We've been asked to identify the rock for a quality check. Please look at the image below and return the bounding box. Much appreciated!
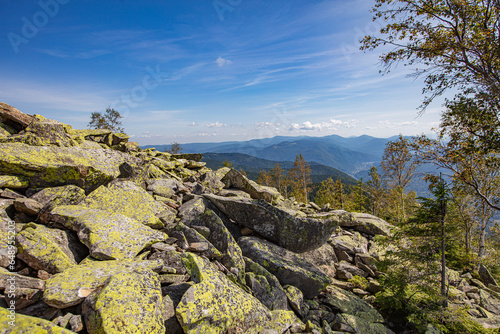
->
[30,185,86,208]
[0,102,34,131]
[83,269,165,334]
[192,209,246,282]
[0,175,29,189]
[0,268,45,290]
[81,180,165,228]
[200,167,231,193]
[244,257,289,311]
[332,313,394,334]
[146,178,177,198]
[480,289,500,315]
[149,250,188,275]
[14,198,44,216]
[344,212,393,236]
[284,285,305,316]
[16,223,88,274]
[205,194,339,253]
[43,258,163,308]
[0,306,76,333]
[0,143,142,192]
[176,253,273,333]
[335,261,368,279]
[238,237,331,299]
[301,243,338,279]
[222,169,283,203]
[47,205,166,260]
[320,286,385,323]
[479,264,499,287]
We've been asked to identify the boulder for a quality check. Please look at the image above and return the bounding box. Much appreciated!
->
[200,167,230,193]
[81,180,165,228]
[146,178,177,198]
[0,102,33,131]
[301,243,338,279]
[244,257,289,311]
[238,237,331,299]
[43,258,163,308]
[30,185,86,208]
[479,264,499,287]
[222,169,283,203]
[175,253,272,333]
[0,143,142,192]
[83,270,165,334]
[47,205,166,260]
[344,212,393,236]
[14,198,44,216]
[0,175,29,189]
[16,222,88,274]
[332,313,394,334]
[205,194,339,253]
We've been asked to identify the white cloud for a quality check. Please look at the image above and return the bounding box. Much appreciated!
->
[206,121,227,128]
[289,118,358,132]
[216,57,232,67]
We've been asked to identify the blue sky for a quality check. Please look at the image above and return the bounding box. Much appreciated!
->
[0,0,445,145]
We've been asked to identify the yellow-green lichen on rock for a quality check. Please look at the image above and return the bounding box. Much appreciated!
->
[83,269,165,334]
[43,258,163,308]
[176,253,272,334]
[47,205,167,260]
[0,175,29,189]
[0,143,141,192]
[0,306,77,333]
[81,181,165,228]
[16,223,79,274]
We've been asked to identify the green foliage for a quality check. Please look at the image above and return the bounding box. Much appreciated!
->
[88,107,124,133]
[288,154,312,203]
[222,160,233,168]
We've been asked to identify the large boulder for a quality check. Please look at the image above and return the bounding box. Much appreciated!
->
[0,143,142,192]
[343,212,393,236]
[175,253,272,333]
[0,102,33,131]
[43,259,163,308]
[46,205,166,260]
[238,237,331,299]
[205,194,339,253]
[83,270,165,334]
[222,169,283,203]
[81,181,165,228]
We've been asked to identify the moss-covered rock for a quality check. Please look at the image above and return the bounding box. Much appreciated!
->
[0,143,142,192]
[16,223,87,274]
[82,180,164,228]
[47,205,166,260]
[83,269,165,334]
[205,194,339,253]
[146,178,176,198]
[200,167,230,193]
[0,306,76,333]
[43,258,163,308]
[30,185,86,208]
[283,285,304,316]
[332,313,395,334]
[238,237,331,299]
[176,253,272,334]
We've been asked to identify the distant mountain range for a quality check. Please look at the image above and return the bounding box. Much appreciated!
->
[201,152,358,186]
[142,134,399,176]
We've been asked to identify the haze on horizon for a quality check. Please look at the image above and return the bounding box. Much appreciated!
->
[1,0,447,146]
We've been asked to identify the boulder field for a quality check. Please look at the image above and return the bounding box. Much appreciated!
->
[0,102,499,333]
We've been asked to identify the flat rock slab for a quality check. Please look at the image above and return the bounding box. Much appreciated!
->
[238,237,331,299]
[82,181,164,228]
[176,253,272,334]
[205,194,339,253]
[0,306,76,334]
[222,169,283,203]
[48,205,166,260]
[83,270,165,334]
[0,143,141,192]
[43,259,163,308]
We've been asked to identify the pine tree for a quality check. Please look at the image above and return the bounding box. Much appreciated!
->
[288,154,312,203]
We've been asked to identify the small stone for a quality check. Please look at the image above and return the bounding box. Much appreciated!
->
[187,242,209,252]
[38,270,52,280]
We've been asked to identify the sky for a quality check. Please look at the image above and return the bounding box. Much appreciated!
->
[0,0,447,145]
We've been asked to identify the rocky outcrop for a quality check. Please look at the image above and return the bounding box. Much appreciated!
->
[0,104,497,334]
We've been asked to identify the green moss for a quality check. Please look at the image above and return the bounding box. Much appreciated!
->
[0,175,29,189]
